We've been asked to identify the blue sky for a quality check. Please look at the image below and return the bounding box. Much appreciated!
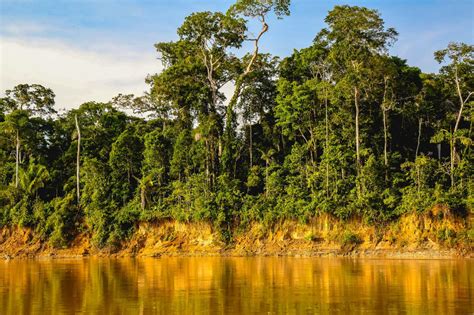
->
[1,0,473,109]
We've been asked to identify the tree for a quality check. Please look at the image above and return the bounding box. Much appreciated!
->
[321,5,397,195]
[74,114,81,206]
[177,11,247,185]
[222,0,291,174]
[140,129,172,210]
[412,74,440,159]
[0,84,55,188]
[179,11,246,112]
[434,42,473,187]
[109,127,144,205]
[0,3,472,248]
[237,54,278,169]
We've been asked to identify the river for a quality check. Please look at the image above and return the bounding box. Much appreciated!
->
[0,257,472,314]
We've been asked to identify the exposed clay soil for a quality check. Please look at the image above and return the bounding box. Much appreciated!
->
[1,210,472,259]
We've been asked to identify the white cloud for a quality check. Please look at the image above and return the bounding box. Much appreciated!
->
[2,21,51,36]
[0,36,162,110]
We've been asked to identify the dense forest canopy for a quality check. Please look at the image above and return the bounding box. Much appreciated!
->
[0,1,472,248]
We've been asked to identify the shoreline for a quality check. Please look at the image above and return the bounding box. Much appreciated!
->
[2,249,472,260]
[1,215,472,260]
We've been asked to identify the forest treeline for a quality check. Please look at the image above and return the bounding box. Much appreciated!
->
[0,1,472,248]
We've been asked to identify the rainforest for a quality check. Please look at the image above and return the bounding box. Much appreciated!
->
[0,1,472,257]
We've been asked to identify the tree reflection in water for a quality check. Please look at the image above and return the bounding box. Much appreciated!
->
[0,257,472,314]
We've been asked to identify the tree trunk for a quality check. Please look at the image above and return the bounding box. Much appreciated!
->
[222,79,243,173]
[415,118,422,158]
[309,128,316,164]
[205,139,210,188]
[450,68,473,187]
[325,93,329,198]
[223,16,268,174]
[249,122,253,168]
[265,160,268,198]
[382,108,388,168]
[354,87,361,170]
[381,77,390,169]
[453,69,471,135]
[354,86,363,198]
[15,130,19,188]
[450,137,455,188]
[75,114,81,205]
[417,164,421,194]
[140,185,146,210]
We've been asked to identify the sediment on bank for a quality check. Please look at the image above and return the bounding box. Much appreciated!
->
[0,210,472,259]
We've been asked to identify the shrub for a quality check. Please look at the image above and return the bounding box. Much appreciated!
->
[341,231,362,246]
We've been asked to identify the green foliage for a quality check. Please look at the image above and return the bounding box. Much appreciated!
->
[437,227,457,246]
[109,127,144,204]
[0,3,471,249]
[468,228,474,242]
[45,193,79,248]
[341,231,362,246]
[229,0,291,18]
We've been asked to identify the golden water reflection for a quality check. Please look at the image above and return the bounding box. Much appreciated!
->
[0,257,472,314]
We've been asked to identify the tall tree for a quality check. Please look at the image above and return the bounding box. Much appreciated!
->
[74,114,81,206]
[320,5,397,194]
[222,0,291,174]
[434,42,473,187]
[0,84,55,188]
[177,11,247,185]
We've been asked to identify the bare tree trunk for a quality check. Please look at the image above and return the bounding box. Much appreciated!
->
[201,46,221,187]
[415,118,422,158]
[265,160,268,198]
[354,86,363,198]
[223,15,269,173]
[210,139,216,188]
[15,130,19,188]
[309,128,316,164]
[381,77,390,169]
[325,92,329,198]
[140,185,146,210]
[249,123,253,168]
[354,87,361,170]
[450,137,454,188]
[417,164,421,194]
[453,69,471,134]
[382,108,388,168]
[75,114,81,205]
[205,139,210,188]
[450,67,473,187]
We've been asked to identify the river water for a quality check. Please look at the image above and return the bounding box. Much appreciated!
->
[0,257,472,314]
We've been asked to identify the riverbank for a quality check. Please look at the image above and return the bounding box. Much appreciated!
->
[1,210,472,259]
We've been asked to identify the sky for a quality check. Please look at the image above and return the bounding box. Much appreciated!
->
[0,0,473,110]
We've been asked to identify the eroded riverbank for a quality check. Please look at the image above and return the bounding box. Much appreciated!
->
[1,210,472,259]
